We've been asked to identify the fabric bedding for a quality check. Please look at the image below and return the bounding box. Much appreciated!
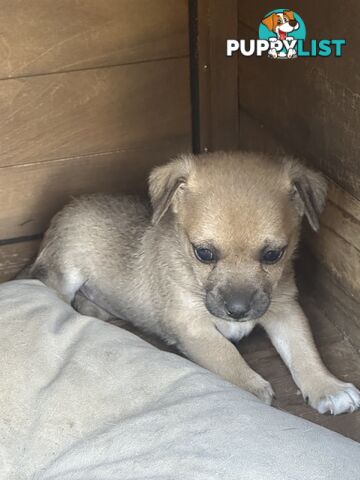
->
[0,280,359,479]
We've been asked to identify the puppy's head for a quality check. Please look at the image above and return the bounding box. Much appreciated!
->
[262,11,299,39]
[149,152,326,322]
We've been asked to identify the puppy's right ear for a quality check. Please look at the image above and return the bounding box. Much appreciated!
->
[286,159,327,232]
[149,155,194,225]
[262,13,276,32]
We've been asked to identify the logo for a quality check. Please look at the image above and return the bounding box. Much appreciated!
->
[227,9,346,59]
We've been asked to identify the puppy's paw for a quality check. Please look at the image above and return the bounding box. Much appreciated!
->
[306,379,360,415]
[287,48,297,59]
[268,49,278,59]
[246,376,274,405]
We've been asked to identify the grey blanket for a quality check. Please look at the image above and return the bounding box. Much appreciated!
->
[0,280,358,479]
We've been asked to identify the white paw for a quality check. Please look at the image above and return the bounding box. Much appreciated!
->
[287,48,297,58]
[307,380,360,415]
[268,49,278,59]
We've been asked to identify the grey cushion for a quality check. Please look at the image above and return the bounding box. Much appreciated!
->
[0,280,359,479]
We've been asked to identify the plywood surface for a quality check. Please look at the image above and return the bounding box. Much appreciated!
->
[0,240,40,283]
[0,139,190,241]
[0,1,191,247]
[196,0,239,152]
[0,0,189,78]
[0,58,190,168]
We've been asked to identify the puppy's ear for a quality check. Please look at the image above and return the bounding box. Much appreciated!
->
[149,155,194,225]
[284,10,295,20]
[262,13,276,32]
[286,160,327,231]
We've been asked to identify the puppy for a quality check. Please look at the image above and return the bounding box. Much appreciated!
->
[262,10,299,59]
[28,152,360,414]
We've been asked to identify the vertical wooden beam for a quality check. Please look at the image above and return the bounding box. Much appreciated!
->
[190,0,239,153]
[207,0,239,151]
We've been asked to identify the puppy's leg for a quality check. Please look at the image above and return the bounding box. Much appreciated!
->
[176,323,274,404]
[31,260,83,304]
[260,303,360,414]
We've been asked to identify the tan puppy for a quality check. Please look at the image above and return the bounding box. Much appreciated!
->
[28,152,360,414]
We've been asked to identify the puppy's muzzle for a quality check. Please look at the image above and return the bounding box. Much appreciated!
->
[223,291,251,319]
[206,286,270,321]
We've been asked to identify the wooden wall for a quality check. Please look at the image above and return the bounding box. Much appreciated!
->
[0,0,191,281]
[236,1,360,346]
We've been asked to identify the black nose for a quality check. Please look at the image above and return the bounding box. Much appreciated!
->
[223,293,252,320]
[289,19,297,27]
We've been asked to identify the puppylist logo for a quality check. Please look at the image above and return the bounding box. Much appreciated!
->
[227,9,346,59]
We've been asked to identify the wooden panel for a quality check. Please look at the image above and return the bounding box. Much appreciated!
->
[0,240,40,283]
[237,2,360,197]
[238,108,285,154]
[195,0,239,152]
[207,0,239,151]
[0,58,190,167]
[307,181,360,297]
[298,249,360,351]
[0,139,190,240]
[0,0,189,78]
[303,181,360,347]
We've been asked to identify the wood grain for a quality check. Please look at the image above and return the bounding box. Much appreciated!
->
[0,240,40,283]
[0,58,190,167]
[0,139,190,240]
[0,0,189,78]
[305,180,360,297]
[207,0,239,151]
[298,248,360,350]
[196,0,239,152]
[238,108,285,154]
[302,181,360,347]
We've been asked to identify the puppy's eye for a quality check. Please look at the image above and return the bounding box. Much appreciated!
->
[261,247,286,265]
[193,246,216,264]
[277,18,282,24]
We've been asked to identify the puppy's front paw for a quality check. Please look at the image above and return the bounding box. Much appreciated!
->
[268,49,278,59]
[246,375,274,405]
[306,379,360,415]
[287,48,297,58]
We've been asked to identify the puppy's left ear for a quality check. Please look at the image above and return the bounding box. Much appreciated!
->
[149,155,194,225]
[286,160,327,231]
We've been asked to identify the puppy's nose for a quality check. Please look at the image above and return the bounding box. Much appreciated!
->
[289,19,297,27]
[223,293,251,320]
